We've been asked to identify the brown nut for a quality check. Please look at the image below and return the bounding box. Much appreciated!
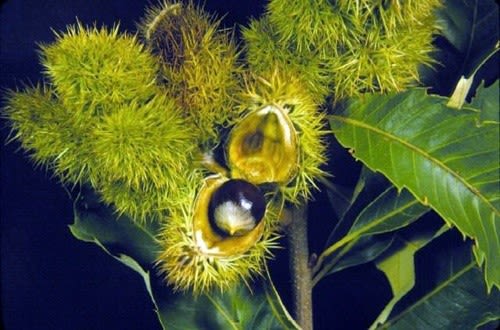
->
[192,175,266,256]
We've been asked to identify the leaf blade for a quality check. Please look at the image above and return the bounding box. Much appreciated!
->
[382,238,500,330]
[263,265,302,330]
[314,184,428,283]
[472,80,500,124]
[370,227,448,329]
[330,88,500,289]
[349,188,429,237]
[437,0,499,77]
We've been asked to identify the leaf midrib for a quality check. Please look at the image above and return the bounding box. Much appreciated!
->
[331,115,499,216]
[349,189,424,236]
[314,190,424,278]
[206,294,240,330]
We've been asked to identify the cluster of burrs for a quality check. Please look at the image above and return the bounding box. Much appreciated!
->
[139,2,328,293]
[4,0,440,293]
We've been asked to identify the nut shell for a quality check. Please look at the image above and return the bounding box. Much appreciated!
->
[227,104,299,185]
[193,175,265,256]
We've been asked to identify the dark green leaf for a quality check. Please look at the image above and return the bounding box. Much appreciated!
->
[314,184,428,284]
[437,0,499,77]
[325,235,395,276]
[325,181,356,222]
[471,80,500,123]
[158,279,293,330]
[69,187,171,328]
[325,167,392,247]
[370,227,448,329]
[381,240,500,330]
[329,88,500,290]
[69,186,161,268]
[348,188,429,237]
[196,286,285,330]
[263,266,301,330]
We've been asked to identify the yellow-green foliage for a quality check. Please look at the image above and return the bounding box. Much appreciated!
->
[90,93,199,220]
[157,176,281,294]
[4,86,94,182]
[261,0,441,99]
[269,0,351,55]
[242,17,330,103]
[41,23,159,109]
[5,23,199,221]
[138,1,242,146]
[237,71,328,203]
[4,0,444,294]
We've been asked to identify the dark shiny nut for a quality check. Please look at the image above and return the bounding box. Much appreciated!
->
[208,179,266,237]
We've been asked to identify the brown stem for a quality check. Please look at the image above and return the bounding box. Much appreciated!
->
[287,204,313,330]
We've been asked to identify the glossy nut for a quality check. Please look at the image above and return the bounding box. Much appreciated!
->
[193,175,266,257]
[227,104,299,185]
[208,179,265,237]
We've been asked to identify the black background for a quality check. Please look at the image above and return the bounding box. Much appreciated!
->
[3,1,491,330]
[1,2,179,329]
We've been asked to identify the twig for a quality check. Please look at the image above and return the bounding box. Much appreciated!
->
[286,204,313,330]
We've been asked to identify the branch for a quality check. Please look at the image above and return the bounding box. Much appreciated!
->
[286,204,313,330]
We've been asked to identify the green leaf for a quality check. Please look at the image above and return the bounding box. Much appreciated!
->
[381,236,500,330]
[157,277,293,330]
[370,227,448,329]
[325,180,356,222]
[263,265,301,330]
[324,235,395,276]
[314,183,429,284]
[325,167,392,247]
[437,0,499,77]
[69,187,161,267]
[348,188,429,237]
[180,285,287,330]
[471,80,500,123]
[329,88,500,290]
[69,187,172,328]
[386,267,500,330]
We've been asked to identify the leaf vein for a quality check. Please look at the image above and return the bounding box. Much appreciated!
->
[331,115,499,216]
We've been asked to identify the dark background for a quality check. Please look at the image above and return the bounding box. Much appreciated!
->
[3,1,495,330]
[0,2,179,329]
